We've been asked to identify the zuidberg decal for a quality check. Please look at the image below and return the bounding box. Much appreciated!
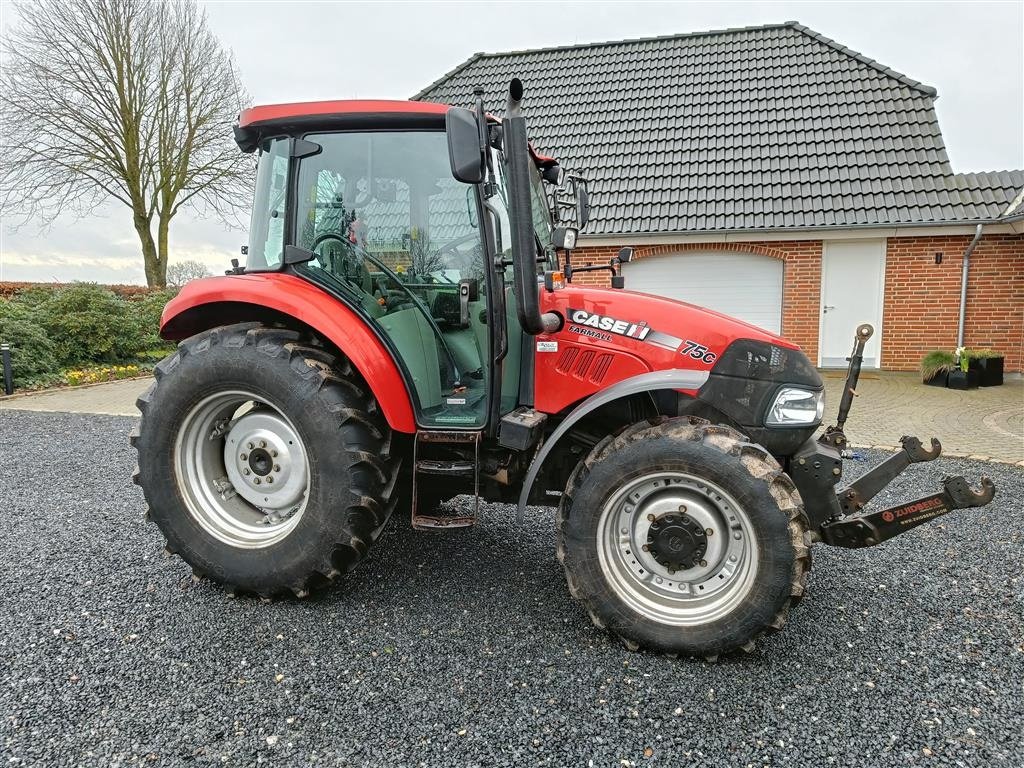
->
[568,309,651,340]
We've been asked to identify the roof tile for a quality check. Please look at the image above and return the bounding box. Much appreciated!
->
[414,22,1023,234]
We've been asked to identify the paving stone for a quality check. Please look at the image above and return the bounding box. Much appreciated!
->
[2,373,1022,461]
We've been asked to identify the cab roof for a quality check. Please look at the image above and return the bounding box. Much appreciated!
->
[233,98,560,168]
[238,99,451,128]
[234,99,452,152]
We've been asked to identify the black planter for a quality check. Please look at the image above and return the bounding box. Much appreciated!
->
[946,369,979,390]
[923,370,949,387]
[969,357,1004,387]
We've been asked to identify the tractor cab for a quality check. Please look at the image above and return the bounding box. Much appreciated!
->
[238,93,573,436]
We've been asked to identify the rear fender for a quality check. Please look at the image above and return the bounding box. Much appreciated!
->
[160,273,417,433]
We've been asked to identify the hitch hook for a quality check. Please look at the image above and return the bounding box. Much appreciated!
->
[901,435,941,462]
[942,475,995,508]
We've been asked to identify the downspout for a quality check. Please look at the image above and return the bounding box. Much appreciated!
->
[956,224,984,349]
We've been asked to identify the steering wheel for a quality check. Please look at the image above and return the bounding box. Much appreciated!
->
[437,232,481,258]
[311,233,373,294]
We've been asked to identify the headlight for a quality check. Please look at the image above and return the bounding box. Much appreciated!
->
[766,387,825,426]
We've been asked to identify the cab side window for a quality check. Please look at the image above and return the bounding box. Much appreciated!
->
[246,138,289,271]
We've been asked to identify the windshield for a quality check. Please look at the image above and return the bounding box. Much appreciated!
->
[490,148,557,273]
[528,161,553,250]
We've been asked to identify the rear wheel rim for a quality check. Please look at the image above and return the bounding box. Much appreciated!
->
[174,389,310,549]
[596,471,758,626]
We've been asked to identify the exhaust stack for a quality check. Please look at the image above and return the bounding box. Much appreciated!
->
[506,78,524,117]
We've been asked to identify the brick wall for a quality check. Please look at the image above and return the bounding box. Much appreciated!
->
[572,241,824,362]
[574,233,1024,373]
[881,233,1024,373]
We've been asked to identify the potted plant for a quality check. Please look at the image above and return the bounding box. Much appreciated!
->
[947,347,979,390]
[920,350,955,387]
[966,348,1004,387]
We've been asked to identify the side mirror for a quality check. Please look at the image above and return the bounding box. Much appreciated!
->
[617,246,634,264]
[577,181,591,228]
[446,107,484,184]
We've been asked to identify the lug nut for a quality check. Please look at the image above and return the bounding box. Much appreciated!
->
[705,528,713,536]
[259,440,267,448]
[833,467,842,476]
[247,442,254,450]
[242,468,251,476]
[271,450,278,458]
[678,505,687,513]
[273,465,281,473]
[642,544,650,552]
[266,476,274,484]
[254,478,262,485]
[240,453,248,461]
[647,513,656,522]
[699,560,708,568]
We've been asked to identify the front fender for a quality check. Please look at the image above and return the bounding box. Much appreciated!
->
[161,273,417,433]
[516,369,710,519]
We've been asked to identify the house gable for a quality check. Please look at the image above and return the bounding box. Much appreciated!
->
[414,22,1022,236]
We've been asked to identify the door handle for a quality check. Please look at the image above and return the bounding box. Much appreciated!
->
[823,305,836,313]
[458,278,478,328]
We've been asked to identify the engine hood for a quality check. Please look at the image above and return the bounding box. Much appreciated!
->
[535,284,815,416]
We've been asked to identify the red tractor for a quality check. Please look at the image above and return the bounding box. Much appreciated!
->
[133,81,995,658]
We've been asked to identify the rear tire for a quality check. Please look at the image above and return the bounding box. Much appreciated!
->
[131,323,398,597]
[557,416,810,658]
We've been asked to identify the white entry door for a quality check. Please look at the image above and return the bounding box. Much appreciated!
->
[820,240,886,368]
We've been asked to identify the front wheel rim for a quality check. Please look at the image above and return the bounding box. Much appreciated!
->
[596,471,759,626]
[173,389,310,549]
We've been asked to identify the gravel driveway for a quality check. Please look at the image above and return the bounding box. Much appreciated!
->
[2,410,1022,767]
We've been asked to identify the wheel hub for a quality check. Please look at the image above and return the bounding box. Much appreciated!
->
[247,447,274,476]
[646,513,707,571]
[597,471,758,626]
[224,410,308,513]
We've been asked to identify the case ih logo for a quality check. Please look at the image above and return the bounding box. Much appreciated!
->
[881,497,945,523]
[568,309,651,340]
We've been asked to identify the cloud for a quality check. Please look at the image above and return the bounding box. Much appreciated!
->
[1,200,244,284]
[3,1,1021,283]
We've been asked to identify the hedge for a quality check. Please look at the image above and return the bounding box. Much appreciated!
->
[0,281,154,299]
[0,283,176,390]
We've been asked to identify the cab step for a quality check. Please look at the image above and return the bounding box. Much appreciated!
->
[412,430,481,531]
[415,459,475,476]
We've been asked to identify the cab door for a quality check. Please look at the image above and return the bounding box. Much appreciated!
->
[291,130,493,428]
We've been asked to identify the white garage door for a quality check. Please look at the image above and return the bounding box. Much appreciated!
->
[622,251,784,333]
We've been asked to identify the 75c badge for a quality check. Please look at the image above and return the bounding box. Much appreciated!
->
[680,340,718,364]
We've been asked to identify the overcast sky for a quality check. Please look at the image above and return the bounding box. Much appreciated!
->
[1,0,1022,284]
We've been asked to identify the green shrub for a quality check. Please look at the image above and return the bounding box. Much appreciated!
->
[0,302,61,387]
[966,348,1000,360]
[920,350,955,382]
[0,282,176,391]
[129,289,177,353]
[36,283,141,364]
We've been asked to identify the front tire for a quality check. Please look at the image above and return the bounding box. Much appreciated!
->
[558,417,810,658]
[131,324,398,597]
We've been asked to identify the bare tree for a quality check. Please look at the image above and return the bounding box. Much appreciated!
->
[166,258,212,289]
[0,0,250,287]
[407,233,446,277]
